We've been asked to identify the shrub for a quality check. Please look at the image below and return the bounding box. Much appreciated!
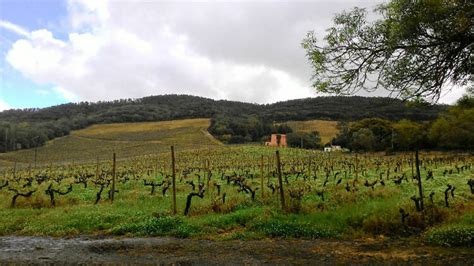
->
[426,225,474,247]
[228,135,247,144]
[286,132,322,149]
[111,216,198,238]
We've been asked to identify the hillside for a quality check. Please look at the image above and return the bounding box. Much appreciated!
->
[0,94,446,153]
[0,95,445,123]
[286,120,339,144]
[0,119,221,167]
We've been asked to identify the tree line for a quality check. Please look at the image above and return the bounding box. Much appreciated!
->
[0,94,445,152]
[332,96,473,151]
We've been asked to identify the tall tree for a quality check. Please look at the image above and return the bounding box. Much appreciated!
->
[393,119,426,150]
[429,94,474,149]
[302,0,473,102]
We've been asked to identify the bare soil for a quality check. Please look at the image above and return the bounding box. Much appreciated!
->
[0,236,472,265]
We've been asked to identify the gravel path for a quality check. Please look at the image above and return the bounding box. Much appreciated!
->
[0,236,472,265]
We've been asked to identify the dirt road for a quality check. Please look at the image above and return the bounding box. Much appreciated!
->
[0,236,472,265]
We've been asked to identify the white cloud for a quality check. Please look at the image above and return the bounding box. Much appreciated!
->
[438,85,467,105]
[0,99,11,111]
[0,20,30,38]
[3,0,466,105]
[6,0,352,104]
[53,86,79,101]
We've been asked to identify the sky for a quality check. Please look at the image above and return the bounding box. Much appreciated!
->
[0,0,467,111]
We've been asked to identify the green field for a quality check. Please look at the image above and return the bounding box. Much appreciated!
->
[0,119,472,247]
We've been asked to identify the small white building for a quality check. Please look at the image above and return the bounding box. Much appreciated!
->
[324,145,342,152]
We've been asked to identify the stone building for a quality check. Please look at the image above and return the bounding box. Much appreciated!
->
[265,134,287,147]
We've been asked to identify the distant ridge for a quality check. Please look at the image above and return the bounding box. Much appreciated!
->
[0,94,445,123]
[0,94,446,152]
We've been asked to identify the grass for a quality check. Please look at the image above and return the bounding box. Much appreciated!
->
[77,118,219,142]
[0,118,222,167]
[0,120,472,247]
[425,210,474,247]
[0,148,471,244]
[286,120,339,145]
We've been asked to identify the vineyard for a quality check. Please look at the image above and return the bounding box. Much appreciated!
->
[0,135,473,246]
[0,119,221,167]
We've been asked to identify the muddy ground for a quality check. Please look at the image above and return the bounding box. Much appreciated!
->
[0,236,472,265]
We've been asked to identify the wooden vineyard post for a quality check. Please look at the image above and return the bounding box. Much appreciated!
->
[49,162,53,179]
[308,156,311,178]
[171,146,177,215]
[266,156,270,183]
[400,157,403,173]
[163,156,168,176]
[386,161,391,180]
[275,150,286,211]
[415,149,424,211]
[111,153,116,202]
[159,157,162,176]
[96,156,100,180]
[13,162,17,179]
[355,153,358,180]
[206,159,211,193]
[260,155,264,199]
[34,146,38,169]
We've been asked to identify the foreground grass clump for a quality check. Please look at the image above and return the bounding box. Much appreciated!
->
[111,216,199,238]
[0,205,149,236]
[426,225,474,247]
[425,212,474,247]
[251,219,339,238]
[193,207,262,231]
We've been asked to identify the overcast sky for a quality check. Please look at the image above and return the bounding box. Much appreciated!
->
[0,0,467,111]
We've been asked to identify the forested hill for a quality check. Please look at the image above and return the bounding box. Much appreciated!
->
[0,94,446,151]
[1,94,444,123]
[263,96,445,121]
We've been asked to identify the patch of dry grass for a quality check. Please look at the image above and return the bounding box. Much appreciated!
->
[286,120,339,145]
[0,118,222,166]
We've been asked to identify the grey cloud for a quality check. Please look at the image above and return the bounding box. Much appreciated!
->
[6,0,382,104]
[108,0,377,82]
